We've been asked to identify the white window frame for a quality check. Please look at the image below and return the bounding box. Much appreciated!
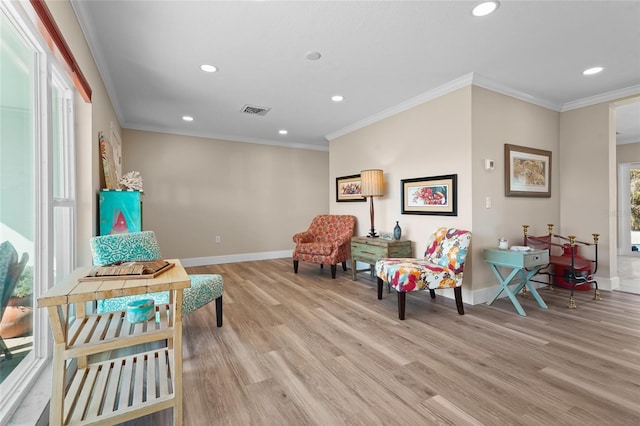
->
[0,0,76,422]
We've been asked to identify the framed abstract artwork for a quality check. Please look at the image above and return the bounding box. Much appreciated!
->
[401,174,457,216]
[504,144,551,197]
[336,174,366,202]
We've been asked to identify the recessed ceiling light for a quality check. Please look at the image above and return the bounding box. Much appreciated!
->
[583,66,604,76]
[472,1,499,17]
[331,95,344,102]
[182,116,194,122]
[305,51,322,61]
[279,129,288,135]
[200,64,218,73]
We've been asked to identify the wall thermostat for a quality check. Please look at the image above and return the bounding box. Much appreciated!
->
[484,159,495,171]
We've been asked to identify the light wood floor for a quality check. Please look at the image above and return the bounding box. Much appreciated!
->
[124,258,640,425]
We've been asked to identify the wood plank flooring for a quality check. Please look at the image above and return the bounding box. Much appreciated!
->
[123,258,640,425]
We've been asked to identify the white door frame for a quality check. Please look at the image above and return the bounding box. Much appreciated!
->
[618,162,640,256]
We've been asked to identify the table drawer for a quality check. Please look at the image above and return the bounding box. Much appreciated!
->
[351,247,384,265]
[388,245,412,258]
[483,249,549,268]
[523,251,549,268]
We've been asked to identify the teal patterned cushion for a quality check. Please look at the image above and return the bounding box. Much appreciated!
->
[90,231,162,265]
[183,274,224,314]
[96,274,223,316]
[91,231,223,316]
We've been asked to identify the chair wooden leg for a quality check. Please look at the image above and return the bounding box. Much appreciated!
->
[215,295,223,327]
[429,289,436,299]
[341,261,347,271]
[454,286,464,315]
[293,260,299,274]
[397,292,406,320]
[377,277,384,299]
[330,264,337,279]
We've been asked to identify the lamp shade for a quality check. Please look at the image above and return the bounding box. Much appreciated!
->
[360,169,384,197]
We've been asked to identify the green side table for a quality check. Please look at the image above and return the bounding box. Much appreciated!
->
[350,237,412,281]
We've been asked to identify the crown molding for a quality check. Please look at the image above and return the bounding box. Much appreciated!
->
[326,73,640,142]
[123,123,330,152]
[326,73,567,141]
[561,85,640,112]
[326,73,475,141]
[471,74,563,111]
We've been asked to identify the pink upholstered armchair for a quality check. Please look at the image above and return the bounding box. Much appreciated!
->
[292,215,356,279]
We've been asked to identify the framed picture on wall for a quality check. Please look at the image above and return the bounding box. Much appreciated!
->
[401,174,457,215]
[504,144,552,197]
[336,174,366,202]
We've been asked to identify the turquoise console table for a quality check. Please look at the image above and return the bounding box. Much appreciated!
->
[483,248,550,316]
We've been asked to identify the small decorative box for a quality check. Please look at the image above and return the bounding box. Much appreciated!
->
[126,298,155,323]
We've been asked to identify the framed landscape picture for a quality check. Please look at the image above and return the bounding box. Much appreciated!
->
[336,174,366,202]
[401,174,457,216]
[504,144,551,197]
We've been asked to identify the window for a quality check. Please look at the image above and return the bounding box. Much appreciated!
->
[0,0,75,421]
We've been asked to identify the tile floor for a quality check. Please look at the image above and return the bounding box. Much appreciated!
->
[617,255,640,294]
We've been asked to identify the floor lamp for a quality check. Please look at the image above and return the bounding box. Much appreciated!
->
[360,169,384,238]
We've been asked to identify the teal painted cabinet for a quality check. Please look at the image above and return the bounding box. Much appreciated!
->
[99,189,142,235]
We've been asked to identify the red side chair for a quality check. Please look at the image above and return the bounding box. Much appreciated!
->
[292,215,356,279]
[523,224,600,308]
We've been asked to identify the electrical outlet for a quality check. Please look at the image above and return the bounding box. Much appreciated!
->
[485,196,492,209]
[215,236,221,244]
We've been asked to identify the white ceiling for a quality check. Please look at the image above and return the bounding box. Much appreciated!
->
[71,0,640,150]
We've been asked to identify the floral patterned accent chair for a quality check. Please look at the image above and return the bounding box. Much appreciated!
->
[0,241,29,360]
[375,227,472,320]
[292,215,356,279]
[90,231,223,327]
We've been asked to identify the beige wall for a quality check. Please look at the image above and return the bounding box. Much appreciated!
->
[559,103,617,288]
[331,83,636,299]
[330,86,475,295]
[122,129,329,260]
[471,86,560,294]
[46,0,121,266]
[617,142,640,163]
[331,86,473,242]
[45,0,635,295]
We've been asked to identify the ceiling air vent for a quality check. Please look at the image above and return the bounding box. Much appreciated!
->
[241,104,271,116]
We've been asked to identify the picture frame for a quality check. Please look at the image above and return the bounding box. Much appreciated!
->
[336,174,366,202]
[504,144,551,197]
[401,174,457,216]
[379,231,393,240]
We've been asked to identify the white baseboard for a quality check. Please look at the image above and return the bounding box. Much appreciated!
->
[180,250,292,267]
[465,280,549,306]
[594,275,620,291]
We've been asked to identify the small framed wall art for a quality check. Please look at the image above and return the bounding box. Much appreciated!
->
[336,174,366,202]
[504,144,551,197]
[401,174,457,216]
